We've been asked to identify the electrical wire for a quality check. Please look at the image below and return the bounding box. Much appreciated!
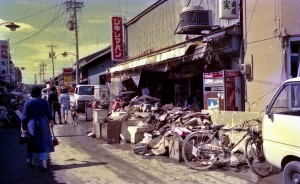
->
[11,3,63,23]
[11,11,67,46]
[47,0,64,44]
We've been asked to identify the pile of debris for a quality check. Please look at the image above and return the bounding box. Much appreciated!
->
[109,95,213,156]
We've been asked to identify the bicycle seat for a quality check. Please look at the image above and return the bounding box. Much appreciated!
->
[211,124,225,130]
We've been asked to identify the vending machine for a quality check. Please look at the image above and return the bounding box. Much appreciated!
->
[203,70,242,111]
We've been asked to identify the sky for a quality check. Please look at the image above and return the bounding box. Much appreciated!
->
[0,0,157,84]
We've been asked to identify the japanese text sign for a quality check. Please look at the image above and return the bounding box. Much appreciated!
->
[0,40,10,81]
[111,16,124,61]
[219,0,239,19]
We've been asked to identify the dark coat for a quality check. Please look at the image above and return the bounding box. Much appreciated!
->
[22,98,54,153]
[48,91,60,110]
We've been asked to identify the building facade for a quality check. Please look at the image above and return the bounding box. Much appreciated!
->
[109,0,243,110]
[243,0,300,112]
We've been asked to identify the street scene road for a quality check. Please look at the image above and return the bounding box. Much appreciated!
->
[0,114,283,184]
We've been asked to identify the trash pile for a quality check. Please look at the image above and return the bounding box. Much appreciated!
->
[110,95,213,156]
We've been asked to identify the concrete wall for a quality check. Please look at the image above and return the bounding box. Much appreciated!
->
[203,110,262,150]
[243,1,287,112]
[281,0,300,35]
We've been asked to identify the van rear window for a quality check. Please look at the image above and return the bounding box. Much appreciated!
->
[78,86,94,95]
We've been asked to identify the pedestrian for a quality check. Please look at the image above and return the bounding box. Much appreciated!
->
[48,86,62,124]
[21,85,55,171]
[59,88,70,124]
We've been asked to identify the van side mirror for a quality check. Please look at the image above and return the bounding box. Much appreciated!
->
[265,105,273,119]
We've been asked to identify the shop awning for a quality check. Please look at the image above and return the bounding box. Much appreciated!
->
[192,43,207,60]
[110,45,188,73]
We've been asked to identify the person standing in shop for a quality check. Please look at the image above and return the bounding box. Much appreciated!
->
[141,85,150,96]
[184,94,200,112]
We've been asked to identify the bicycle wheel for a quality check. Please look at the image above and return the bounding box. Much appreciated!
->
[182,131,218,170]
[245,136,273,177]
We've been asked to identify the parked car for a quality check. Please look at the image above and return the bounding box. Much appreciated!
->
[263,77,300,184]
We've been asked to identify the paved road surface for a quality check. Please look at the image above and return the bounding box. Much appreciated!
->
[0,115,283,184]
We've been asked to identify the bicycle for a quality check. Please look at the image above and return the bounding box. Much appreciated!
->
[181,118,273,177]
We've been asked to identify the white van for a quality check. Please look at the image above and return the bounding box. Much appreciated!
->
[74,85,109,112]
[263,77,300,183]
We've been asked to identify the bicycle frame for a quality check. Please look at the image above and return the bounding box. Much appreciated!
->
[200,127,259,155]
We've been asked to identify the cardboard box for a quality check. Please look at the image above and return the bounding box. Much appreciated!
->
[168,136,183,162]
[93,109,108,123]
[100,120,120,144]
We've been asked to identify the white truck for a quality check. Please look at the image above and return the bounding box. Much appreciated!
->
[73,85,109,112]
[263,77,300,183]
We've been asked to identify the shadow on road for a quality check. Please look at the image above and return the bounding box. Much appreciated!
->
[50,160,107,171]
[0,127,60,184]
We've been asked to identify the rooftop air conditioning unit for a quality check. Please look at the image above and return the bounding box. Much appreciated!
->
[179,6,212,34]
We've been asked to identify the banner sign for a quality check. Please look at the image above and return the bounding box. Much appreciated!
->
[219,0,239,19]
[0,40,10,82]
[111,16,124,61]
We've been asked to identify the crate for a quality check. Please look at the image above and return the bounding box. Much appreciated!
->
[100,120,120,144]
[168,135,183,162]
[93,109,108,123]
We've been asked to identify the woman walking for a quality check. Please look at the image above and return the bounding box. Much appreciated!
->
[21,85,55,171]
[59,88,70,124]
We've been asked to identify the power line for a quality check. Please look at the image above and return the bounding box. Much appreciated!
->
[12,3,63,23]
[11,11,67,46]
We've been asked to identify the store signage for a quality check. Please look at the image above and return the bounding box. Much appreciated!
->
[111,16,124,61]
[0,40,10,82]
[63,67,73,84]
[219,0,239,19]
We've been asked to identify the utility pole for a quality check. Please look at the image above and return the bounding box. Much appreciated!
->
[39,61,47,84]
[34,73,37,85]
[47,43,57,79]
[39,66,42,84]
[65,0,83,85]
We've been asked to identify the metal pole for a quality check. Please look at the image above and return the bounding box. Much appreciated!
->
[74,4,80,85]
[65,0,82,85]
[47,44,57,79]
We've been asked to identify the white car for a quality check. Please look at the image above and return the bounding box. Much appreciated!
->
[263,77,300,184]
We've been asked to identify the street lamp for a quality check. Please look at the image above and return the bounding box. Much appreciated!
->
[61,52,76,67]
[0,22,20,31]
[61,51,76,57]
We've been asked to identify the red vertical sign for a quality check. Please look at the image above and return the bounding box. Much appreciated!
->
[225,71,240,111]
[0,40,10,82]
[111,16,124,61]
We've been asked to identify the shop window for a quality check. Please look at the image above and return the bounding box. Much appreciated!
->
[289,41,300,78]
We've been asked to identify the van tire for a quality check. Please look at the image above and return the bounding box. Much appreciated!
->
[284,161,300,184]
